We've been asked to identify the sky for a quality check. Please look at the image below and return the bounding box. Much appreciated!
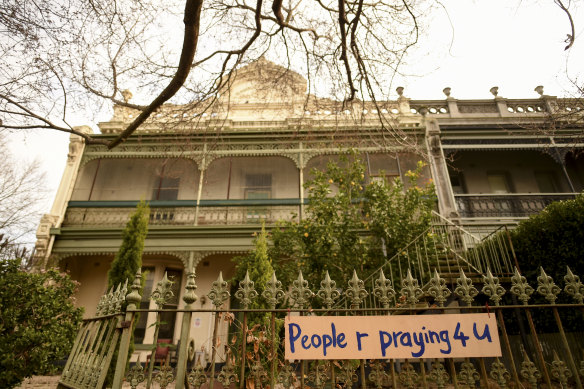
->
[6,0,584,219]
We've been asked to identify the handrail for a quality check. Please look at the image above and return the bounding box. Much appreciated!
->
[68,198,305,207]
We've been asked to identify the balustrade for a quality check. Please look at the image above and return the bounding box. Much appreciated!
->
[62,203,300,227]
[455,193,577,218]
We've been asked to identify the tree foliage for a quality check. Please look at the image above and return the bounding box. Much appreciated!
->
[511,193,584,285]
[270,152,436,288]
[470,194,584,332]
[107,201,150,289]
[0,258,83,389]
[105,201,150,386]
[233,222,274,303]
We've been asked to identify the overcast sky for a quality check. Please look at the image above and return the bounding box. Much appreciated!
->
[6,0,584,217]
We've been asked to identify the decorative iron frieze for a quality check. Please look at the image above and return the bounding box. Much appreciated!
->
[126,359,146,389]
[429,361,450,389]
[537,267,561,304]
[482,268,505,306]
[427,269,451,307]
[400,269,423,307]
[520,351,541,388]
[217,361,239,386]
[262,271,285,309]
[187,363,208,389]
[373,269,395,308]
[317,271,340,309]
[250,359,268,387]
[368,361,388,389]
[289,271,313,308]
[510,267,534,305]
[151,272,174,308]
[551,351,572,388]
[154,365,175,389]
[398,361,419,389]
[490,359,510,389]
[336,361,358,388]
[234,270,258,309]
[278,363,297,388]
[458,361,479,387]
[208,271,230,308]
[345,270,368,308]
[455,269,479,306]
[564,266,584,304]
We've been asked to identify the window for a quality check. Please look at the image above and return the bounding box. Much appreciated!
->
[134,267,155,344]
[134,267,183,344]
[367,153,401,186]
[245,174,271,221]
[158,269,182,340]
[152,176,180,200]
[534,171,559,193]
[370,174,400,185]
[244,174,272,198]
[487,172,513,194]
[449,171,467,194]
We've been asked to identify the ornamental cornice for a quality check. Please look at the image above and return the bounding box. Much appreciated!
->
[300,147,409,169]
[79,139,414,170]
[204,150,301,169]
[50,249,246,269]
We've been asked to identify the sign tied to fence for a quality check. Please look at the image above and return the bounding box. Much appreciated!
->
[285,313,501,360]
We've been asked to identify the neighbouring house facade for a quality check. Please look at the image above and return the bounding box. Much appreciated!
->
[33,58,584,361]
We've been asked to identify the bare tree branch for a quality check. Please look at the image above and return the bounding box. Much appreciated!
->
[0,0,437,150]
[554,0,575,50]
[108,0,203,148]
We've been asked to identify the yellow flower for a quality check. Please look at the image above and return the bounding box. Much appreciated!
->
[304,232,309,237]
[351,181,355,186]
[328,179,333,184]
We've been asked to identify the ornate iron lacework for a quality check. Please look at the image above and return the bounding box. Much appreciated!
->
[317,271,340,309]
[441,138,550,145]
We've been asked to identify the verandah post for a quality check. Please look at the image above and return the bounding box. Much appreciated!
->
[112,270,143,389]
[175,255,197,389]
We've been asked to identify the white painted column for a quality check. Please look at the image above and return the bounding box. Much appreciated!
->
[35,127,92,268]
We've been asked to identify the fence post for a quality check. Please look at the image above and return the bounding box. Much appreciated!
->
[175,255,197,389]
[112,270,143,389]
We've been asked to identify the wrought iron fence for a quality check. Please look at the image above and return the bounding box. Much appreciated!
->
[60,263,584,389]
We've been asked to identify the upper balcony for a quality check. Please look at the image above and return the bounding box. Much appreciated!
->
[454,193,578,218]
[448,149,583,219]
[64,152,429,228]
[62,199,300,228]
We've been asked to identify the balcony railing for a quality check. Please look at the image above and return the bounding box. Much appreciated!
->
[62,200,301,227]
[454,193,577,218]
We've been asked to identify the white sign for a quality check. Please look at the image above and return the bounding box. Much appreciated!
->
[285,313,501,360]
